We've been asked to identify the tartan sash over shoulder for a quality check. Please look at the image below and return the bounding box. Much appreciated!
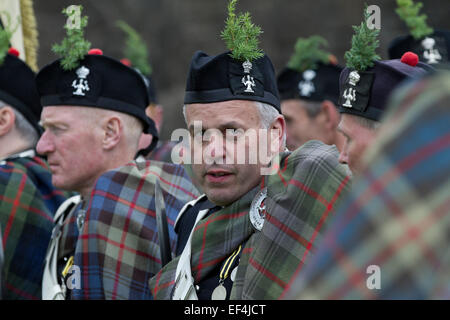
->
[287,73,450,299]
[150,140,351,300]
[0,156,68,299]
[72,160,200,300]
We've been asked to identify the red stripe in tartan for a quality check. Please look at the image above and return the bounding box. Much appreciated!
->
[249,257,287,289]
[93,189,176,227]
[125,161,198,199]
[277,169,287,187]
[368,173,440,268]
[319,131,450,299]
[79,233,161,262]
[286,135,450,297]
[394,133,450,178]
[289,179,330,207]
[242,247,253,255]
[2,157,64,201]
[152,270,175,297]
[328,246,375,299]
[32,156,48,169]
[0,194,53,222]
[281,156,289,173]
[0,167,27,174]
[111,168,148,299]
[193,210,248,282]
[280,175,350,299]
[328,197,450,299]
[374,197,450,271]
[192,256,226,275]
[265,213,310,248]
[41,189,66,200]
[395,79,429,116]
[316,132,450,278]
[5,281,39,300]
[92,189,156,217]
[2,173,27,246]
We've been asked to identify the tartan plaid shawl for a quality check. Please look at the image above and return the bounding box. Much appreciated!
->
[150,140,351,299]
[71,160,200,300]
[286,72,450,300]
[0,156,68,299]
[146,141,178,163]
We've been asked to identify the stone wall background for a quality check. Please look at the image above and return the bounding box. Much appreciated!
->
[34,0,450,139]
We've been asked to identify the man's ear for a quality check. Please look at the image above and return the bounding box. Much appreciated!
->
[269,115,286,153]
[0,107,16,137]
[321,100,340,130]
[102,116,122,150]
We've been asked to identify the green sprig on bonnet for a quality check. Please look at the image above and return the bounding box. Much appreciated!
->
[52,5,91,71]
[395,0,433,40]
[287,35,332,73]
[220,0,264,62]
[344,5,381,72]
[116,20,152,76]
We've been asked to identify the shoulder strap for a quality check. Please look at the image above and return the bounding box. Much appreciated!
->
[42,195,81,300]
[172,208,210,300]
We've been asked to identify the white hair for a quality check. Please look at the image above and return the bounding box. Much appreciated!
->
[0,100,38,147]
[354,115,382,130]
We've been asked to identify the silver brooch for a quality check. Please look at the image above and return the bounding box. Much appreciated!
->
[72,66,90,96]
[249,187,268,231]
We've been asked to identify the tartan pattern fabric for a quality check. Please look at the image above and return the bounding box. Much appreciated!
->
[149,140,351,299]
[149,186,260,299]
[72,160,200,300]
[0,156,68,299]
[146,141,178,163]
[286,72,450,300]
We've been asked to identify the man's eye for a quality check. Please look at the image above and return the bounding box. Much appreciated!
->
[49,126,66,134]
[227,128,244,136]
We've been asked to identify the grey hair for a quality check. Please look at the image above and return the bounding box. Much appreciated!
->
[0,100,38,147]
[302,100,323,118]
[354,116,381,130]
[182,101,279,128]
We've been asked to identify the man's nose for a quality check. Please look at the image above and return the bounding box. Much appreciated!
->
[338,149,348,164]
[36,131,55,156]
[204,132,226,164]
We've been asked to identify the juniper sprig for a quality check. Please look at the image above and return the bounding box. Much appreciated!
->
[287,36,331,73]
[52,5,91,71]
[116,20,152,76]
[0,12,19,65]
[220,0,264,62]
[395,0,433,40]
[344,5,381,72]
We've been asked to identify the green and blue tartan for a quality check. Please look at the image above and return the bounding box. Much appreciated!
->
[286,72,450,300]
[149,140,351,299]
[71,160,200,299]
[0,156,68,299]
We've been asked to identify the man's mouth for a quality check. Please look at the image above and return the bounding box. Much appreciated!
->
[205,169,233,183]
[48,162,59,170]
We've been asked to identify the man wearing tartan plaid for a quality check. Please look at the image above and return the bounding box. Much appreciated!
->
[36,44,159,299]
[334,8,431,175]
[0,47,69,299]
[285,70,450,300]
[148,1,352,300]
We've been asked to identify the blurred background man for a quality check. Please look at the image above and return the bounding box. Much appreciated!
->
[277,36,344,151]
